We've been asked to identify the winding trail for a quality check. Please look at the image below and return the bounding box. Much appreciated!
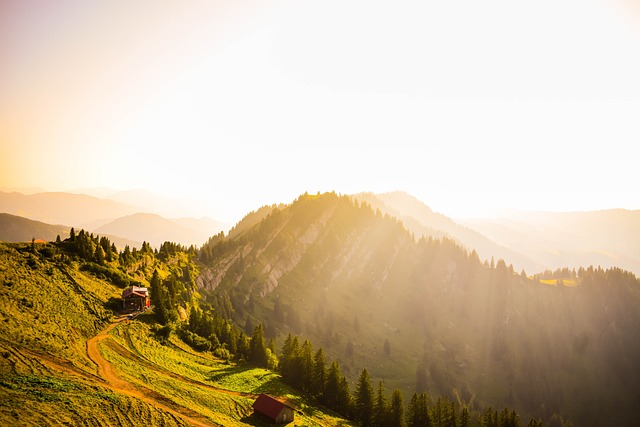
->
[86,319,220,427]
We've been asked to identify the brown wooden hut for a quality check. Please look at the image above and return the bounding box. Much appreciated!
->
[121,285,149,311]
[252,394,295,424]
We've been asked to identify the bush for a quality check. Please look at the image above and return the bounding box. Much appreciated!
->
[177,327,212,352]
[80,263,130,288]
[213,346,232,360]
[155,324,172,343]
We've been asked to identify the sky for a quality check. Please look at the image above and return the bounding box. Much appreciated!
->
[1,0,640,223]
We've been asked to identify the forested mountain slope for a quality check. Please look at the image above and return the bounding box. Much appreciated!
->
[198,192,640,426]
[354,192,540,273]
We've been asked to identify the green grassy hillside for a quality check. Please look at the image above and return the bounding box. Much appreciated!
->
[198,192,640,427]
[0,241,351,426]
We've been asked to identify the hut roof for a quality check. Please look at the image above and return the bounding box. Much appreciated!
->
[252,394,295,421]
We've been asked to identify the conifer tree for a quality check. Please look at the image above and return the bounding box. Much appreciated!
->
[354,368,374,427]
[337,375,352,415]
[300,340,314,391]
[279,334,294,380]
[279,334,301,384]
[249,323,268,366]
[390,388,404,427]
[267,338,277,356]
[406,393,430,427]
[460,406,471,427]
[94,244,105,265]
[311,348,327,399]
[236,332,250,360]
[325,361,344,410]
[372,380,388,427]
[481,407,497,427]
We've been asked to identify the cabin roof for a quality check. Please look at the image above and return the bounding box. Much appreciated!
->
[122,286,148,298]
[252,394,295,420]
[123,292,147,299]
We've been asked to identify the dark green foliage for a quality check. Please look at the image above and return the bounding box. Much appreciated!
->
[354,368,374,426]
[389,389,404,427]
[406,393,430,427]
[372,381,389,427]
[155,324,172,342]
[249,323,268,366]
[177,326,212,351]
[80,263,130,288]
[310,348,326,398]
[460,406,471,427]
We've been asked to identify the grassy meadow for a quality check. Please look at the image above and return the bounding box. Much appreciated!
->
[0,242,351,426]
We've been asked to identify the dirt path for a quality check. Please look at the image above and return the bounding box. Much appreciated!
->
[105,337,259,400]
[86,318,220,427]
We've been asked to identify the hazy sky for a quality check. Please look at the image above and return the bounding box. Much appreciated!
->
[2,0,639,223]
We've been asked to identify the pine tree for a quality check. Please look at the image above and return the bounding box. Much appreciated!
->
[300,340,314,391]
[279,334,301,385]
[481,407,497,427]
[372,380,388,427]
[249,323,268,366]
[354,368,374,426]
[325,361,343,410]
[236,332,250,360]
[460,406,471,427]
[94,244,105,265]
[337,375,352,415]
[390,389,404,427]
[311,348,327,398]
[406,393,419,427]
[406,393,430,427]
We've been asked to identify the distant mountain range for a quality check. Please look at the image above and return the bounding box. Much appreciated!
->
[95,213,225,248]
[460,209,640,276]
[355,192,541,273]
[1,189,638,275]
[0,213,139,249]
[0,190,229,248]
[355,191,640,276]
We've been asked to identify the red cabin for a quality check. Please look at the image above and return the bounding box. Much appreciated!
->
[252,394,296,424]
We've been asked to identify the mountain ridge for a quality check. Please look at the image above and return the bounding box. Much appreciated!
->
[95,213,225,248]
[197,192,640,426]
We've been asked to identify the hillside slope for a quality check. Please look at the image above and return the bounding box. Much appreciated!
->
[0,241,350,426]
[198,192,640,426]
[0,213,70,242]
